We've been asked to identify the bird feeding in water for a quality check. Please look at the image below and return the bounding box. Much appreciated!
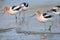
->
[36,10,54,31]
[4,5,22,23]
[4,2,29,24]
[19,2,29,24]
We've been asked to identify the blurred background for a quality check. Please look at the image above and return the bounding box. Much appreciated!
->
[0,0,60,40]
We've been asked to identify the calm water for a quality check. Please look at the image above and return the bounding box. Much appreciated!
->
[0,0,60,40]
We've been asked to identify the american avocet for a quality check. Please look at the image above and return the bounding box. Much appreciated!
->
[36,10,54,31]
[47,9,60,15]
[47,6,60,15]
[4,6,22,23]
[19,2,29,23]
[4,2,29,23]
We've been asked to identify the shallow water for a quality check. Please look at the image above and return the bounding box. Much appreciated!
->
[0,0,60,40]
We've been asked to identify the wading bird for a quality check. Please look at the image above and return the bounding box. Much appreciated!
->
[36,10,54,31]
[47,5,60,14]
[19,2,29,23]
[4,5,22,23]
[4,2,29,24]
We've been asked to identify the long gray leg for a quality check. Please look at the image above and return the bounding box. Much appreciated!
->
[15,14,17,23]
[22,11,25,23]
[49,25,51,32]
[19,12,21,19]
[48,21,53,32]
[44,22,47,31]
[22,15,25,23]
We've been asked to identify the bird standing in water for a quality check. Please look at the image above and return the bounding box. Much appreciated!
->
[4,2,29,23]
[20,2,29,23]
[4,5,22,23]
[36,10,54,31]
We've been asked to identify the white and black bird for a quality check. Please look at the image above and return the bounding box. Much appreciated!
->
[19,2,29,23]
[36,10,54,31]
[47,5,60,14]
[4,5,22,23]
[4,2,29,23]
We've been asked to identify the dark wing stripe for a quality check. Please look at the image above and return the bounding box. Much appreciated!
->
[43,13,47,16]
[13,7,21,11]
[12,6,16,9]
[56,5,60,8]
[44,15,53,18]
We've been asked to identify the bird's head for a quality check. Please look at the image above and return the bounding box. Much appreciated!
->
[4,6,10,11]
[21,2,28,7]
[36,10,41,16]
